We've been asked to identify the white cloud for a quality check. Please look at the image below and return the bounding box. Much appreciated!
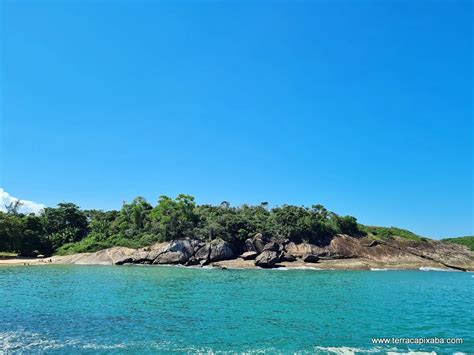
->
[0,188,45,215]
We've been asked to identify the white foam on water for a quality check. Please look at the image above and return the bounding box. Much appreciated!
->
[0,331,163,352]
[370,268,388,271]
[0,331,63,352]
[419,267,453,272]
[314,346,393,354]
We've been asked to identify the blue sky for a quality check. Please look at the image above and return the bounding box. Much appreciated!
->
[1,0,472,238]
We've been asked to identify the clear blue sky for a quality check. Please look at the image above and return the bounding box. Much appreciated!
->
[1,0,472,238]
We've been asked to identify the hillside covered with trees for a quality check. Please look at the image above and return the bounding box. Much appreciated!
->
[0,194,452,257]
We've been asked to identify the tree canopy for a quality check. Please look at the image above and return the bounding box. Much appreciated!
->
[0,194,366,256]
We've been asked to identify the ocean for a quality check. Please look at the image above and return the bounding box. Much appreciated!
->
[1,265,472,354]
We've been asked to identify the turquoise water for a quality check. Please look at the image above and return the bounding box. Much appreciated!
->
[0,266,472,354]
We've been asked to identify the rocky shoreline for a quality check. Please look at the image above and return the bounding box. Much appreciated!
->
[47,234,474,271]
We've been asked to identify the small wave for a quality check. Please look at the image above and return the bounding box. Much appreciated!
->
[314,346,394,354]
[419,267,451,272]
[0,331,146,352]
[0,331,64,351]
[370,268,388,271]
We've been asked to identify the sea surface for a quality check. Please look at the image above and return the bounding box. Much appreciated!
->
[0,265,472,354]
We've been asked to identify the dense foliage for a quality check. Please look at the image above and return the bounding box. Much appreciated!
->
[442,236,474,251]
[0,195,365,256]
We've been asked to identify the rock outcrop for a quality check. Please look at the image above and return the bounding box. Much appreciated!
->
[254,250,280,268]
[246,233,268,253]
[53,247,136,265]
[209,240,235,262]
[153,239,198,264]
[112,238,236,266]
[51,234,474,271]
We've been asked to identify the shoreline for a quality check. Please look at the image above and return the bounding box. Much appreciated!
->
[0,255,465,271]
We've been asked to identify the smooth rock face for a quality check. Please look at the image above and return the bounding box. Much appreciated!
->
[168,239,197,259]
[241,251,258,260]
[56,247,137,266]
[303,254,320,263]
[154,251,187,264]
[209,240,235,262]
[146,242,171,261]
[255,250,280,268]
[152,239,197,264]
[285,242,325,257]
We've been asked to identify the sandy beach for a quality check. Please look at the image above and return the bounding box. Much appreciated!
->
[0,257,52,266]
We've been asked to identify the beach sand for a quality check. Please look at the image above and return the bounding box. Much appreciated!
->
[0,257,52,266]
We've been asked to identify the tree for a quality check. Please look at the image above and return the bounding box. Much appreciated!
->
[41,203,88,250]
[5,200,22,215]
[149,194,198,241]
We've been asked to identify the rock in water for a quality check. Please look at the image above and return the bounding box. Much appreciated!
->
[303,254,319,263]
[254,250,280,268]
[241,251,258,260]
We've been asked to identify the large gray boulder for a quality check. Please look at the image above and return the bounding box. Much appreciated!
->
[254,250,280,268]
[153,239,198,265]
[252,233,268,253]
[154,251,188,264]
[145,242,171,261]
[209,239,236,262]
[194,239,236,264]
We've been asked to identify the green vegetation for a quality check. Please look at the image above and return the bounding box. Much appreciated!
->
[361,226,428,242]
[442,236,474,251]
[0,194,439,256]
